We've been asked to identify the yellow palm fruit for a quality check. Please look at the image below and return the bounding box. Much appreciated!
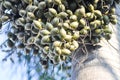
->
[109,7,115,14]
[69,45,76,51]
[33,20,42,29]
[1,15,9,22]
[54,47,62,54]
[64,35,72,42]
[86,12,94,20]
[95,29,102,34]
[41,35,50,43]
[41,29,50,35]
[59,28,66,37]
[53,41,62,47]
[79,18,86,27]
[88,4,94,12]
[58,4,65,12]
[66,10,73,16]
[72,31,80,40]
[54,0,62,5]
[70,21,79,29]
[63,22,70,29]
[72,40,79,49]
[49,8,57,16]
[70,15,77,21]
[75,5,86,18]
[43,46,49,54]
[94,10,102,17]
[61,48,71,55]
[27,12,35,20]
[58,12,68,19]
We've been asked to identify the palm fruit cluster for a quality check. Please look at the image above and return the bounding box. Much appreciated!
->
[0,0,119,67]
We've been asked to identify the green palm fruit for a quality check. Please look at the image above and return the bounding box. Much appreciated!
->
[104,33,111,40]
[15,18,26,26]
[69,2,77,11]
[38,1,46,10]
[58,4,65,12]
[7,39,14,48]
[51,28,59,35]
[53,41,62,47]
[79,18,86,27]
[103,15,110,25]
[94,10,102,18]
[59,28,66,37]
[70,21,79,29]
[26,5,38,13]
[27,12,35,20]
[61,48,71,55]
[52,55,60,64]
[49,8,57,16]
[90,21,97,29]
[58,12,68,19]
[95,29,102,34]
[25,23,31,30]
[1,16,9,22]
[79,29,88,35]
[70,15,77,21]
[88,4,94,12]
[32,28,39,34]
[46,22,54,31]
[103,28,112,34]
[41,29,50,35]
[3,1,12,9]
[33,20,42,29]
[66,10,73,16]
[86,12,94,20]
[51,17,60,26]
[27,37,35,44]
[75,5,86,19]
[41,35,50,44]
[19,10,26,17]
[72,31,80,40]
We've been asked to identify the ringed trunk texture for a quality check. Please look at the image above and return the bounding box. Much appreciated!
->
[71,4,120,80]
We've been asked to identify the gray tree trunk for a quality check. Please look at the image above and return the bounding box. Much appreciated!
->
[71,4,120,80]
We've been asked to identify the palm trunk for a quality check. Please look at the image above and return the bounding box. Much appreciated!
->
[71,4,120,80]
